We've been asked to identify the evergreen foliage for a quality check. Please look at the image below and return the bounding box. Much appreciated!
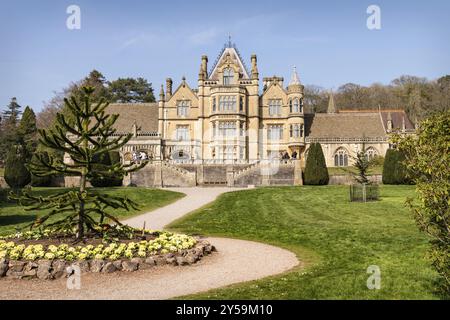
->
[14,87,145,240]
[382,149,410,184]
[4,145,31,189]
[304,143,329,185]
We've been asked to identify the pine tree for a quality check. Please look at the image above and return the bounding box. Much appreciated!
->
[15,87,145,240]
[2,97,22,125]
[4,145,31,190]
[352,144,371,184]
[0,98,22,162]
[304,143,329,185]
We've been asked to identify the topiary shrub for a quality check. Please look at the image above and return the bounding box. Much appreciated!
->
[4,146,31,190]
[382,149,410,184]
[30,152,52,187]
[90,151,123,187]
[304,143,329,185]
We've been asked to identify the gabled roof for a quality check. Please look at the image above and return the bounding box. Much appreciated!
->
[209,41,250,79]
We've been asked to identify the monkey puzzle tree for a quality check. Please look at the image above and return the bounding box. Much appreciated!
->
[15,87,144,240]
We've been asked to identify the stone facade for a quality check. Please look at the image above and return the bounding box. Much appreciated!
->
[63,41,415,187]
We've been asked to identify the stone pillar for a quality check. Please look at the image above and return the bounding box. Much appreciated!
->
[294,159,303,185]
[226,166,235,187]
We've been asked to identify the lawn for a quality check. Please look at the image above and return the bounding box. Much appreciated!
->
[0,187,184,236]
[168,185,441,299]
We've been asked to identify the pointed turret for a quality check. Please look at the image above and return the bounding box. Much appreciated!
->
[327,90,336,113]
[289,66,301,86]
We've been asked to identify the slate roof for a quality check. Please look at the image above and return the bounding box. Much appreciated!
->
[105,103,159,134]
[304,112,387,139]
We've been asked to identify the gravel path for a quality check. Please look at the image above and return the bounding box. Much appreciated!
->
[0,237,298,299]
[0,187,299,299]
[122,187,244,230]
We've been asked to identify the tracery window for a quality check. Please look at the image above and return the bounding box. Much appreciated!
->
[365,147,378,162]
[334,148,349,167]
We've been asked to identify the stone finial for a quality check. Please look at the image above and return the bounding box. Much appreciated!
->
[387,112,393,132]
[289,65,301,86]
[159,84,165,101]
[402,115,406,132]
[327,90,336,113]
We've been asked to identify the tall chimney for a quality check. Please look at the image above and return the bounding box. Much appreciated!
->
[166,78,173,99]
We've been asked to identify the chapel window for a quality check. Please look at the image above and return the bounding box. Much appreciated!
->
[334,148,349,167]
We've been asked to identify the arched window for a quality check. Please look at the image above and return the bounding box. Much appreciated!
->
[223,68,234,85]
[334,148,349,167]
[365,147,378,162]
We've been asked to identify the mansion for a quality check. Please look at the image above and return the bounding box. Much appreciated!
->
[95,41,415,187]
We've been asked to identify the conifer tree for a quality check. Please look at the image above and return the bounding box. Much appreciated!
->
[15,87,144,240]
[4,145,31,190]
[304,143,329,185]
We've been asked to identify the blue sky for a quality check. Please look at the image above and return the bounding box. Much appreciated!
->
[1,0,449,112]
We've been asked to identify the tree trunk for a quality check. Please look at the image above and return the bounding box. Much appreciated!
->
[77,173,86,240]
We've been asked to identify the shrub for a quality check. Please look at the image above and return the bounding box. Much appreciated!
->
[90,151,123,187]
[393,111,450,294]
[382,149,410,184]
[30,152,52,187]
[304,143,329,185]
[4,146,31,189]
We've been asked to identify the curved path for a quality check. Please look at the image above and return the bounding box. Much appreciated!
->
[0,187,299,300]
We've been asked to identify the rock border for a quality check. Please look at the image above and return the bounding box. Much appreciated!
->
[0,240,214,280]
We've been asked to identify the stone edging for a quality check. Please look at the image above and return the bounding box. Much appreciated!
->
[0,240,214,280]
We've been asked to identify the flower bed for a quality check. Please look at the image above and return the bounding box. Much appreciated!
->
[0,229,215,280]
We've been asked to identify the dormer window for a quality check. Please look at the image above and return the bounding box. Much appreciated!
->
[223,68,234,85]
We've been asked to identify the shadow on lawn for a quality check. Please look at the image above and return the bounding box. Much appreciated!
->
[0,214,36,227]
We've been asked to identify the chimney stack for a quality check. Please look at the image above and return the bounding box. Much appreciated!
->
[166,78,173,99]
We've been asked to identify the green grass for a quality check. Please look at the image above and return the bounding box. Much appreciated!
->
[0,187,184,236]
[168,185,441,299]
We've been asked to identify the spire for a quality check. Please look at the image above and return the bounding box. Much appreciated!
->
[289,65,301,86]
[327,90,336,113]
